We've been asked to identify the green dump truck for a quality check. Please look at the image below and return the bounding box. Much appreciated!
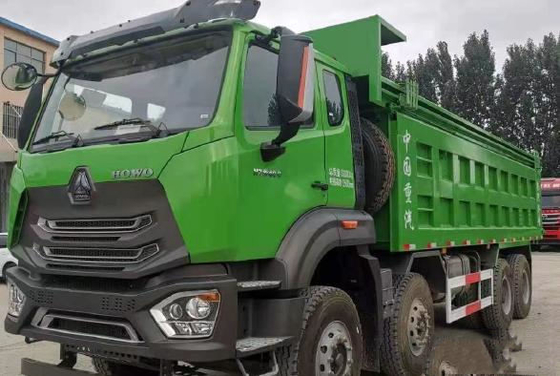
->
[2,1,541,375]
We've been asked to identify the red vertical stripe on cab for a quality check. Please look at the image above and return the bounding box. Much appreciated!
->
[297,46,309,108]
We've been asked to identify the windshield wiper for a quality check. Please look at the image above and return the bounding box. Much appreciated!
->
[33,130,83,147]
[94,118,169,137]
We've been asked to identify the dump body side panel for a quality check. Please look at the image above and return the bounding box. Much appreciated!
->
[380,111,541,252]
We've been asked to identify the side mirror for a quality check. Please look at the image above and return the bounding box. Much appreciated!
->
[1,63,38,91]
[261,35,315,162]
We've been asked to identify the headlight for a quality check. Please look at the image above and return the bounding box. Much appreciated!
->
[150,290,220,339]
[7,279,26,318]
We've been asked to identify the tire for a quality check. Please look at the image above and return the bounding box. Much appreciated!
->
[454,286,484,329]
[1,262,16,282]
[361,118,395,214]
[482,258,514,330]
[92,358,158,376]
[506,254,532,319]
[277,286,363,376]
[380,273,435,376]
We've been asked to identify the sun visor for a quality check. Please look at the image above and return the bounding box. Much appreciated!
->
[52,0,261,65]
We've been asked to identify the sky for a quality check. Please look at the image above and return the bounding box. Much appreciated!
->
[2,0,558,69]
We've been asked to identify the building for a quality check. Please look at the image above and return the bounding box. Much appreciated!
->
[0,17,58,231]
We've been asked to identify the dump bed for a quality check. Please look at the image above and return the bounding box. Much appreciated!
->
[307,17,542,252]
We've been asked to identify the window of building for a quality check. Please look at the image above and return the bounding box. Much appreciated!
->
[243,45,283,128]
[323,71,344,126]
[4,38,45,73]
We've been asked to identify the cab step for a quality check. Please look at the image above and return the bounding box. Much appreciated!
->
[236,336,292,358]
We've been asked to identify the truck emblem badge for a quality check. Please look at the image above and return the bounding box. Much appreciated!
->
[112,168,155,180]
[68,167,94,205]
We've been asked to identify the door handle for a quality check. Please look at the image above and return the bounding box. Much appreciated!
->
[312,182,329,191]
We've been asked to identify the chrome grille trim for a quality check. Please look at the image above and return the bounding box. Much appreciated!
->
[34,313,142,344]
[542,214,560,227]
[36,244,160,264]
[38,215,153,234]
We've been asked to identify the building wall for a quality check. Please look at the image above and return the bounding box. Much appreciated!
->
[0,23,58,160]
[0,24,57,108]
[0,23,58,232]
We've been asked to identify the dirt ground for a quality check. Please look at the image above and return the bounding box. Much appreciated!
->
[0,252,558,375]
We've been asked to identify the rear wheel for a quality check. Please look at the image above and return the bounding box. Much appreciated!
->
[92,358,158,376]
[482,258,514,330]
[506,254,532,319]
[380,273,434,376]
[277,287,363,376]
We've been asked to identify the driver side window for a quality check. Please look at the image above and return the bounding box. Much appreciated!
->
[243,45,282,128]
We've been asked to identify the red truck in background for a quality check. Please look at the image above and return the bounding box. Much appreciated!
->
[541,178,560,245]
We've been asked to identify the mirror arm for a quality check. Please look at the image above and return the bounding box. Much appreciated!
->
[37,67,61,79]
[37,72,58,78]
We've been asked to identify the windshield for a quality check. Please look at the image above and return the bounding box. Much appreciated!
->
[32,31,231,151]
[543,194,560,208]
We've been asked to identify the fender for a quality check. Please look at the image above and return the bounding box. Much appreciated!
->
[269,208,376,290]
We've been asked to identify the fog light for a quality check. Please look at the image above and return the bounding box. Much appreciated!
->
[150,290,220,339]
[7,280,26,318]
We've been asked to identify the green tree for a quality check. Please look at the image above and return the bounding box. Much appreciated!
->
[454,30,496,128]
[493,34,560,176]
[381,52,394,80]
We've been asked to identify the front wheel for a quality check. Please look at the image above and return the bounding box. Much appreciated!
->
[277,287,363,376]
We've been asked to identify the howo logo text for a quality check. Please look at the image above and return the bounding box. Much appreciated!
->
[112,168,155,180]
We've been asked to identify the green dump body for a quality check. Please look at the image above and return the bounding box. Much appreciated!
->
[307,16,542,252]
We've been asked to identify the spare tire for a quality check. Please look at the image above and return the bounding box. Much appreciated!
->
[361,118,395,214]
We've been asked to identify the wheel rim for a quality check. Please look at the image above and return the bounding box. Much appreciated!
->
[315,321,353,376]
[501,275,512,316]
[407,298,431,356]
[521,270,530,305]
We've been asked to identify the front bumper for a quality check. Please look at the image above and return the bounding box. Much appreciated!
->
[5,265,243,363]
[541,229,560,245]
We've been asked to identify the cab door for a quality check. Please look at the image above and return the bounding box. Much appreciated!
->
[234,37,327,258]
[317,63,356,208]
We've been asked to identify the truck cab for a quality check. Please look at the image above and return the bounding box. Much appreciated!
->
[541,178,560,245]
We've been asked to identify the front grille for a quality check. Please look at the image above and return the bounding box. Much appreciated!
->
[543,214,560,226]
[35,313,141,343]
[46,264,126,272]
[37,244,159,264]
[51,236,121,243]
[41,275,147,293]
[38,214,153,234]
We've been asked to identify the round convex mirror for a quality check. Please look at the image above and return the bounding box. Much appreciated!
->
[1,63,38,91]
[59,92,87,121]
